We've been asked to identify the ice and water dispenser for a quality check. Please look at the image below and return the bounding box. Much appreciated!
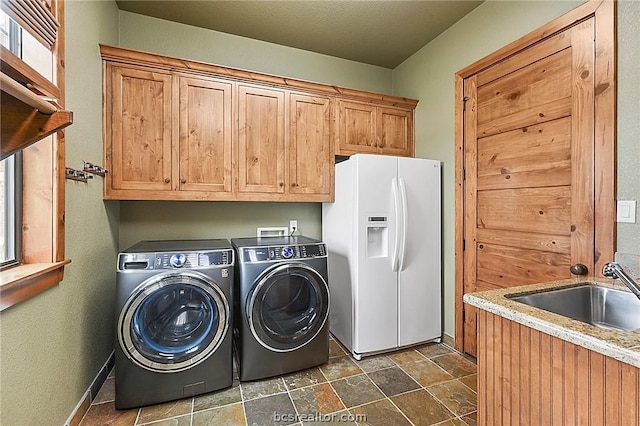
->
[366,216,388,258]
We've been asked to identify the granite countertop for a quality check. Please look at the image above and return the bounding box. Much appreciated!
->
[463,277,640,368]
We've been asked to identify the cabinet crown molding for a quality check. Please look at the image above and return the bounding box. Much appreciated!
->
[99,44,418,109]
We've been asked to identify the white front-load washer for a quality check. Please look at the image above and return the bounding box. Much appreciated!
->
[115,239,233,409]
[232,236,330,381]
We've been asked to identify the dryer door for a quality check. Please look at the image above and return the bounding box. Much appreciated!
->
[248,263,329,352]
[118,271,229,372]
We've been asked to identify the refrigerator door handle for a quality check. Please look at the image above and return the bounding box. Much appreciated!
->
[391,177,401,272]
[398,178,408,271]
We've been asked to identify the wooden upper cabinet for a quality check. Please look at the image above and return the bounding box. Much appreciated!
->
[237,85,286,195]
[101,45,417,202]
[378,106,413,156]
[337,100,377,155]
[178,75,233,194]
[108,65,172,193]
[336,100,414,157]
[289,93,333,198]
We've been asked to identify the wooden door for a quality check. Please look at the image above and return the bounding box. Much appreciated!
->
[178,76,233,194]
[237,85,285,194]
[377,106,413,157]
[336,100,376,155]
[110,65,172,191]
[288,93,333,199]
[458,10,615,358]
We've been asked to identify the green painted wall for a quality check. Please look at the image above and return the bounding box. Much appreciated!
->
[120,201,321,248]
[117,11,393,248]
[118,11,392,94]
[0,1,120,425]
[617,0,640,255]
[393,0,640,337]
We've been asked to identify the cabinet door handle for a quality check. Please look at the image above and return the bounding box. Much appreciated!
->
[279,182,284,187]
[181,179,187,184]
[164,178,170,184]
[291,183,298,187]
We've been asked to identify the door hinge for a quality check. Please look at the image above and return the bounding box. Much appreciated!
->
[463,239,466,251]
[462,96,470,111]
[462,168,466,181]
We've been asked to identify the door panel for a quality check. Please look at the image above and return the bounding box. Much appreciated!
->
[397,158,441,346]
[238,85,285,193]
[178,76,233,192]
[476,244,571,288]
[477,187,571,235]
[378,107,412,156]
[289,94,332,195]
[337,100,377,155]
[477,49,572,137]
[111,66,172,191]
[462,19,596,357]
[353,155,398,354]
[248,264,329,351]
[118,273,228,372]
[477,118,572,190]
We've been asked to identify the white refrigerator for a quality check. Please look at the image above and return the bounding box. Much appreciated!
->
[322,154,441,359]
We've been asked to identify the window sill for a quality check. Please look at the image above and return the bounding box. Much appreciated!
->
[0,260,71,312]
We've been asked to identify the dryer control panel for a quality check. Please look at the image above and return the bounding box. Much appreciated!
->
[241,244,326,263]
[118,249,233,271]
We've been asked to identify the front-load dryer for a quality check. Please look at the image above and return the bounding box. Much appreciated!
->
[232,236,330,381]
[115,239,233,409]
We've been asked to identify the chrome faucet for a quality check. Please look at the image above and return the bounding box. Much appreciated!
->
[603,262,640,300]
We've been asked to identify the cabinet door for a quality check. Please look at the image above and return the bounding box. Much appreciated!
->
[289,93,333,198]
[110,66,172,191]
[238,85,285,194]
[178,76,233,193]
[378,106,413,157]
[336,100,377,155]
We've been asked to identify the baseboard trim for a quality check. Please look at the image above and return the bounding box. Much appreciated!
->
[441,333,455,349]
[65,351,115,426]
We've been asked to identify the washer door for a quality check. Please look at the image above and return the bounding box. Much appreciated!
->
[248,263,329,352]
[118,271,229,372]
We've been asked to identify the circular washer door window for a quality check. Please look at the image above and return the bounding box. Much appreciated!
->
[118,271,229,372]
[248,263,329,352]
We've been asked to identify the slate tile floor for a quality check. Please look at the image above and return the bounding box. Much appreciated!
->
[79,336,477,426]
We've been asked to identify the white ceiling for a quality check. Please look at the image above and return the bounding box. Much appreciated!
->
[115,1,484,69]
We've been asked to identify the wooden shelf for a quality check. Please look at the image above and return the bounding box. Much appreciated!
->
[1,92,72,160]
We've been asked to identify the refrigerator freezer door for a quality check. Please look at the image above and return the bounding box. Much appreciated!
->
[353,155,399,354]
[397,157,441,346]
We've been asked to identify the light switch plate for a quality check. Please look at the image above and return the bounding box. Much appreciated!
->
[616,200,637,223]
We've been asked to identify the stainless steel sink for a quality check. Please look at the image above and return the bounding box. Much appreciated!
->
[507,284,640,331]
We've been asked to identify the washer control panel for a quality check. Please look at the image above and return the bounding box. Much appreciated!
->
[169,253,187,268]
[241,243,326,263]
[281,246,294,259]
[118,249,233,271]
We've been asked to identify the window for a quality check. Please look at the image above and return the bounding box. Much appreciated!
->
[1,12,23,269]
[0,12,19,53]
[0,1,69,311]
[0,154,22,268]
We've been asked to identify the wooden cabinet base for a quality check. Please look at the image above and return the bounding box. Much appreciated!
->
[477,310,640,425]
[103,189,331,202]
